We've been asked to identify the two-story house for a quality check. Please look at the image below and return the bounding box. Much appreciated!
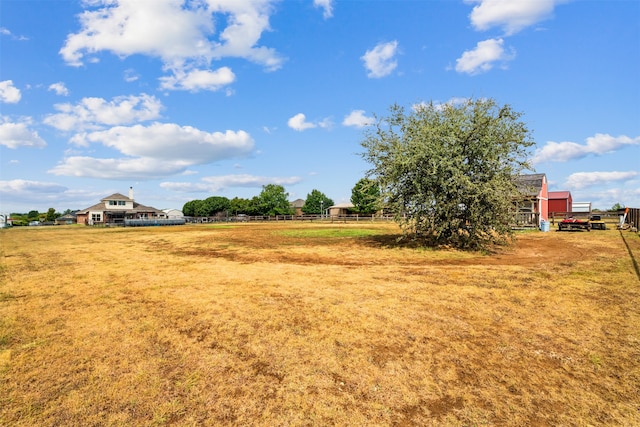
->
[75,188,165,225]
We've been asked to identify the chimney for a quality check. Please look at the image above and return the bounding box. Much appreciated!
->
[128,186,134,201]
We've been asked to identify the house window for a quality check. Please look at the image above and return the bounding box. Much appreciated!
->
[118,201,126,206]
[139,213,148,219]
[91,213,102,222]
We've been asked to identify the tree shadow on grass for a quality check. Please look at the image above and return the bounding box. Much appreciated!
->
[359,233,512,255]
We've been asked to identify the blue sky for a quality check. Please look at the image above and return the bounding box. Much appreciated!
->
[1,0,638,213]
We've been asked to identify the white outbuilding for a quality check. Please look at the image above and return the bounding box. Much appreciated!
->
[163,209,184,219]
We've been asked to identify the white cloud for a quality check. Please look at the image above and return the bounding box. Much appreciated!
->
[584,186,640,211]
[49,156,193,180]
[59,0,284,90]
[287,113,332,131]
[79,123,254,162]
[159,66,236,92]
[0,118,47,149]
[342,110,374,128]
[317,117,333,129]
[565,171,639,190]
[60,0,212,66]
[44,93,163,131]
[0,80,21,103]
[0,27,28,41]
[314,0,334,19]
[466,0,560,35]
[533,133,640,163]
[414,97,472,112]
[0,179,67,194]
[288,113,316,131]
[48,82,70,96]
[0,180,70,212]
[455,38,514,75]
[123,69,139,82]
[0,180,115,212]
[361,41,399,78]
[49,123,255,179]
[161,174,302,192]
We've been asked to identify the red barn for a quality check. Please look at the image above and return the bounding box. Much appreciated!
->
[549,191,572,215]
[514,173,549,227]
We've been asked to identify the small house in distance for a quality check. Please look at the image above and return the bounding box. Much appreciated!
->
[76,188,183,226]
[514,173,549,227]
[55,212,77,225]
[290,199,305,216]
[163,209,184,219]
[328,202,354,217]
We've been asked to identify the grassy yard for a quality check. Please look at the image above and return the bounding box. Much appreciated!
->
[1,223,639,426]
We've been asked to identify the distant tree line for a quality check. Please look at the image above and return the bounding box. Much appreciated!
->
[183,184,296,217]
[182,181,382,218]
[7,208,76,226]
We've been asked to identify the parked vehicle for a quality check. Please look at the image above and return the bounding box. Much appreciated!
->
[589,215,606,230]
[558,217,590,231]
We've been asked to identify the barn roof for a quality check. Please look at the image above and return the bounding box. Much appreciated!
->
[514,173,546,196]
[549,191,571,199]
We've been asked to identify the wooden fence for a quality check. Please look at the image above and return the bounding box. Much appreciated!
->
[621,208,639,230]
[511,212,540,229]
[185,214,395,223]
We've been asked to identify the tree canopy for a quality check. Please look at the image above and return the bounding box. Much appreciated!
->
[351,178,380,214]
[182,197,230,217]
[256,184,293,216]
[182,186,294,217]
[361,98,534,250]
[302,189,334,215]
[44,208,58,222]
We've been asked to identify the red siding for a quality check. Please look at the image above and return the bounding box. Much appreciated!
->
[539,177,548,221]
[549,191,573,213]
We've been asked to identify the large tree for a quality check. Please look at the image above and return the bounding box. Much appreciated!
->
[229,197,254,215]
[351,178,380,214]
[302,189,333,215]
[44,208,58,222]
[256,184,293,216]
[182,200,200,216]
[361,98,534,250]
[203,196,231,216]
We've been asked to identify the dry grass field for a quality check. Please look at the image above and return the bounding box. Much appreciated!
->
[1,222,639,426]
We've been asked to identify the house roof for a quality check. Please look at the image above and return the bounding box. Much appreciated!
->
[549,191,571,200]
[77,200,163,215]
[515,173,546,197]
[56,213,77,220]
[100,193,132,202]
[290,199,305,208]
[329,202,355,209]
[76,202,105,214]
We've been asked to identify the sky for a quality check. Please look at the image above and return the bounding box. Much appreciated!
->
[1,0,639,214]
